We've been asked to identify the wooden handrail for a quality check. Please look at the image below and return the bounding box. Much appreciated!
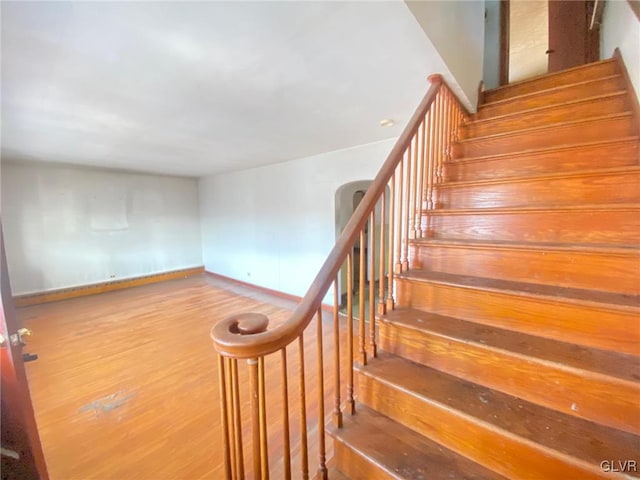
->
[212,73,471,480]
[211,74,445,359]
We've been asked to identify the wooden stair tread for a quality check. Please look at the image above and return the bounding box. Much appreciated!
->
[437,164,640,188]
[456,112,632,144]
[469,91,628,126]
[397,270,640,309]
[481,74,621,108]
[410,238,640,256]
[445,137,639,165]
[426,202,640,215]
[328,404,506,480]
[379,308,639,382]
[358,353,640,473]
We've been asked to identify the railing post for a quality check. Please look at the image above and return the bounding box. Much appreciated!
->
[316,309,328,479]
[333,279,343,427]
[387,175,395,311]
[280,348,292,480]
[368,210,377,357]
[248,358,262,479]
[378,190,387,316]
[358,229,367,365]
[217,355,232,480]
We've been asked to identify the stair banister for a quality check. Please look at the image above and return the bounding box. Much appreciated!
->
[211,72,470,479]
[212,74,444,358]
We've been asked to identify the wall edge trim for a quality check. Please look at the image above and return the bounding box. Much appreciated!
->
[13,266,205,307]
[205,270,333,313]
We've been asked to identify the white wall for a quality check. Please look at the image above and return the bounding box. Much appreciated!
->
[509,0,548,83]
[601,0,640,99]
[199,139,396,301]
[1,161,202,295]
[483,0,501,90]
[406,1,485,110]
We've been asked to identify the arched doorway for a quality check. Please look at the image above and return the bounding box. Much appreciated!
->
[334,181,389,309]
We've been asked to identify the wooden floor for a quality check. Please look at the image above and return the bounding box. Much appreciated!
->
[18,274,346,480]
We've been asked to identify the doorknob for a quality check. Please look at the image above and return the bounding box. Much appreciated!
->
[10,328,32,347]
[545,49,555,54]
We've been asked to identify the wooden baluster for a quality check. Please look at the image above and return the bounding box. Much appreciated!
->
[433,93,440,187]
[426,107,435,213]
[298,334,309,480]
[332,279,343,427]
[248,358,261,479]
[230,359,244,479]
[258,356,269,479]
[406,139,415,242]
[415,119,426,238]
[358,229,367,365]
[368,208,383,357]
[226,360,237,480]
[316,308,328,479]
[446,89,454,165]
[412,131,421,239]
[378,190,386,316]
[437,93,445,185]
[346,253,355,414]
[218,355,232,480]
[387,174,395,311]
[280,349,291,480]
[368,210,377,357]
[442,90,450,168]
[402,149,411,271]
[394,155,404,274]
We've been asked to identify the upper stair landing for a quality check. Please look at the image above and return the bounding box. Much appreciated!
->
[482,58,618,104]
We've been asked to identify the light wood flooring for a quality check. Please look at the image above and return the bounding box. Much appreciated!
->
[18,274,347,480]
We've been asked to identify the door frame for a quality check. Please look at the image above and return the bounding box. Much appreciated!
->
[1,224,49,479]
[499,0,510,86]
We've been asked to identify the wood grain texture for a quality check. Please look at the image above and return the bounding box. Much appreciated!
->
[377,310,640,434]
[357,354,640,480]
[453,114,635,158]
[329,404,504,480]
[482,59,617,104]
[13,266,204,307]
[443,139,639,182]
[394,273,639,355]
[462,93,629,139]
[477,75,625,119]
[435,167,640,209]
[424,204,640,245]
[409,240,640,295]
[16,275,346,480]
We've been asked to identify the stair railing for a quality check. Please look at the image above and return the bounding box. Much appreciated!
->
[211,74,469,479]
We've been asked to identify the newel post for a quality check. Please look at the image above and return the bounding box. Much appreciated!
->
[212,312,269,479]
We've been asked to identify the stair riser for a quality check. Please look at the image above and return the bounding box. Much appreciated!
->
[394,277,639,355]
[333,441,394,480]
[478,76,625,119]
[463,95,629,139]
[358,374,609,480]
[435,172,640,209]
[483,62,619,103]
[444,142,639,182]
[424,209,640,245]
[409,244,640,295]
[377,320,640,435]
[452,117,635,159]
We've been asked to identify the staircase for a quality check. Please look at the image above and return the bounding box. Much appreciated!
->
[328,58,640,479]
